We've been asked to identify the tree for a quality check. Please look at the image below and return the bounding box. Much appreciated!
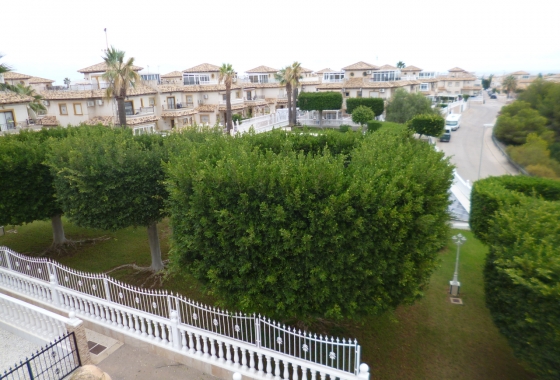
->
[101,47,140,127]
[0,55,14,91]
[289,62,303,126]
[408,114,445,138]
[275,67,293,126]
[385,88,438,124]
[219,63,235,133]
[507,133,560,178]
[47,127,168,271]
[351,105,374,129]
[396,61,405,69]
[481,74,494,90]
[297,92,343,127]
[0,129,70,246]
[346,97,384,116]
[502,75,518,98]
[494,101,548,145]
[11,83,46,115]
[165,129,453,321]
[64,78,71,87]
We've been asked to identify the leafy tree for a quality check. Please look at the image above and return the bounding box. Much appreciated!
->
[351,105,374,128]
[275,67,293,126]
[494,101,548,145]
[232,113,242,124]
[63,78,71,87]
[462,94,470,101]
[408,114,445,138]
[0,129,71,245]
[101,47,140,127]
[396,61,405,69]
[502,75,518,98]
[518,79,560,138]
[289,62,303,126]
[385,88,437,124]
[346,97,384,116]
[507,133,560,178]
[297,92,343,127]
[165,129,453,321]
[11,83,46,114]
[219,63,235,133]
[47,127,168,271]
[481,74,493,90]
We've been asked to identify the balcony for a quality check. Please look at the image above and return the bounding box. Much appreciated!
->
[126,106,155,118]
[161,103,194,112]
[219,98,244,105]
[244,95,266,103]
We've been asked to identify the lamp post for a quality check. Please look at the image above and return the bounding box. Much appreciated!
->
[449,233,467,296]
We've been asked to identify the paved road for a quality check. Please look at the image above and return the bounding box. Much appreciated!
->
[435,93,518,183]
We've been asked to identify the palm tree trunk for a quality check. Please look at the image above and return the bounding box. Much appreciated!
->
[147,222,164,271]
[292,87,298,126]
[286,83,293,127]
[226,84,233,133]
[117,97,127,127]
[51,214,67,245]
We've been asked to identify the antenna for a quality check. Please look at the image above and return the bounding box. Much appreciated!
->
[104,28,109,51]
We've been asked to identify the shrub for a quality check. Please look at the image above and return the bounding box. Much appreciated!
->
[232,113,243,124]
[386,89,438,124]
[339,124,350,133]
[494,101,547,145]
[366,120,382,133]
[462,94,470,101]
[408,114,445,138]
[484,199,560,379]
[346,98,384,116]
[351,105,375,127]
[165,129,453,321]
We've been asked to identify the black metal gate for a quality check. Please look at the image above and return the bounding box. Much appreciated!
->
[1,332,81,380]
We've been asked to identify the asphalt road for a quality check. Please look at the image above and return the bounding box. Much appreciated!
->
[435,93,518,183]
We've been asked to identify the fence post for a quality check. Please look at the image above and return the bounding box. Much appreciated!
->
[103,277,111,302]
[170,311,180,350]
[358,363,370,380]
[4,248,13,270]
[255,315,261,348]
[49,274,60,307]
[26,360,34,380]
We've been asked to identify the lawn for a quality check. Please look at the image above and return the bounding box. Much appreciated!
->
[0,220,534,379]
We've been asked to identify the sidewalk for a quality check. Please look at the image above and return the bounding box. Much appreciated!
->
[97,343,217,380]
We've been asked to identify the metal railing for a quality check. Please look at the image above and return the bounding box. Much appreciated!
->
[0,246,366,378]
[0,332,81,380]
[162,103,194,111]
[126,106,155,117]
[219,98,244,105]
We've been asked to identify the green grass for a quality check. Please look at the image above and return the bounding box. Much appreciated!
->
[0,222,534,379]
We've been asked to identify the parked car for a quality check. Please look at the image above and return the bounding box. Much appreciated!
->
[490,94,497,99]
[440,127,451,142]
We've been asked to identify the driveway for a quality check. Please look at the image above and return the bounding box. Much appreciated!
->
[435,93,518,183]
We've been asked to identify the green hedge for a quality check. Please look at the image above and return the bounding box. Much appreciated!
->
[165,129,453,321]
[407,114,445,137]
[339,124,350,133]
[469,175,560,243]
[366,120,382,132]
[346,97,384,116]
[298,92,343,112]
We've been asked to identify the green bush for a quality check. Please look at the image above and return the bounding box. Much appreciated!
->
[165,129,453,321]
[462,94,470,101]
[484,199,560,379]
[407,114,445,138]
[232,113,243,124]
[470,175,560,243]
[351,105,375,126]
[339,124,350,133]
[366,120,382,133]
[346,97,384,116]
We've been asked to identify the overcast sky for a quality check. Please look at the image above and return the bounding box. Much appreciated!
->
[2,0,559,85]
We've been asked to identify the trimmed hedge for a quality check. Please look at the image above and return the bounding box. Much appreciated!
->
[346,97,384,116]
[407,114,445,137]
[469,175,560,243]
[298,92,343,112]
[339,124,350,133]
[366,120,382,133]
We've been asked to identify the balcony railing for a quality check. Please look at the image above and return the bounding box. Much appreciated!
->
[245,95,266,102]
[219,98,244,105]
[126,106,155,117]
[162,103,194,111]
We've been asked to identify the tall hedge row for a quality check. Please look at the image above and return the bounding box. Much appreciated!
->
[165,129,453,321]
[470,175,560,378]
[346,97,384,116]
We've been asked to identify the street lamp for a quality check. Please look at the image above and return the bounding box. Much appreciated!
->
[449,233,467,296]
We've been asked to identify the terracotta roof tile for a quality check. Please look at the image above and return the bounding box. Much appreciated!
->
[401,65,423,72]
[196,105,217,112]
[378,64,398,70]
[29,76,55,84]
[3,72,32,80]
[300,81,321,86]
[38,116,58,126]
[246,65,278,73]
[162,109,198,117]
[316,77,422,90]
[161,71,183,78]
[300,67,313,73]
[78,62,143,73]
[448,67,467,72]
[510,70,530,75]
[218,103,247,111]
[315,68,336,74]
[342,62,379,70]
[126,115,160,125]
[437,74,477,81]
[83,116,114,126]
[40,85,156,100]
[183,63,221,73]
[0,92,33,104]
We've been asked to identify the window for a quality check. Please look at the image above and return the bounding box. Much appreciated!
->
[249,74,268,83]
[344,92,350,97]
[420,83,430,91]
[186,96,193,106]
[522,75,530,79]
[357,91,362,98]
[183,74,210,85]
[372,71,397,81]
[73,103,83,115]
[455,82,460,87]
[448,82,452,87]
[200,115,210,124]
[59,104,68,115]
[369,91,379,98]
[323,72,345,82]
[149,97,155,106]
[140,74,160,83]
[124,101,134,115]
[0,110,15,131]
[419,72,435,78]
[222,94,227,101]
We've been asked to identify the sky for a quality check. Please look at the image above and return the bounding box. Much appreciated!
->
[2,0,559,85]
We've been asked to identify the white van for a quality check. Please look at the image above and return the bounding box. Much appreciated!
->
[445,114,461,131]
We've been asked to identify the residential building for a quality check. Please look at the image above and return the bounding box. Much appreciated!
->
[435,67,479,98]
[0,92,33,132]
[493,71,537,91]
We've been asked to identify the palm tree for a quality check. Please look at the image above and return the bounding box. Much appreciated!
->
[218,63,235,133]
[101,47,140,127]
[11,84,46,115]
[64,78,71,88]
[275,66,293,126]
[0,55,14,91]
[396,61,406,69]
[289,62,303,126]
[502,75,518,98]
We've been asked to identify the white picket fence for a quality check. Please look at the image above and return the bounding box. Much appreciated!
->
[235,109,290,134]
[0,246,369,380]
